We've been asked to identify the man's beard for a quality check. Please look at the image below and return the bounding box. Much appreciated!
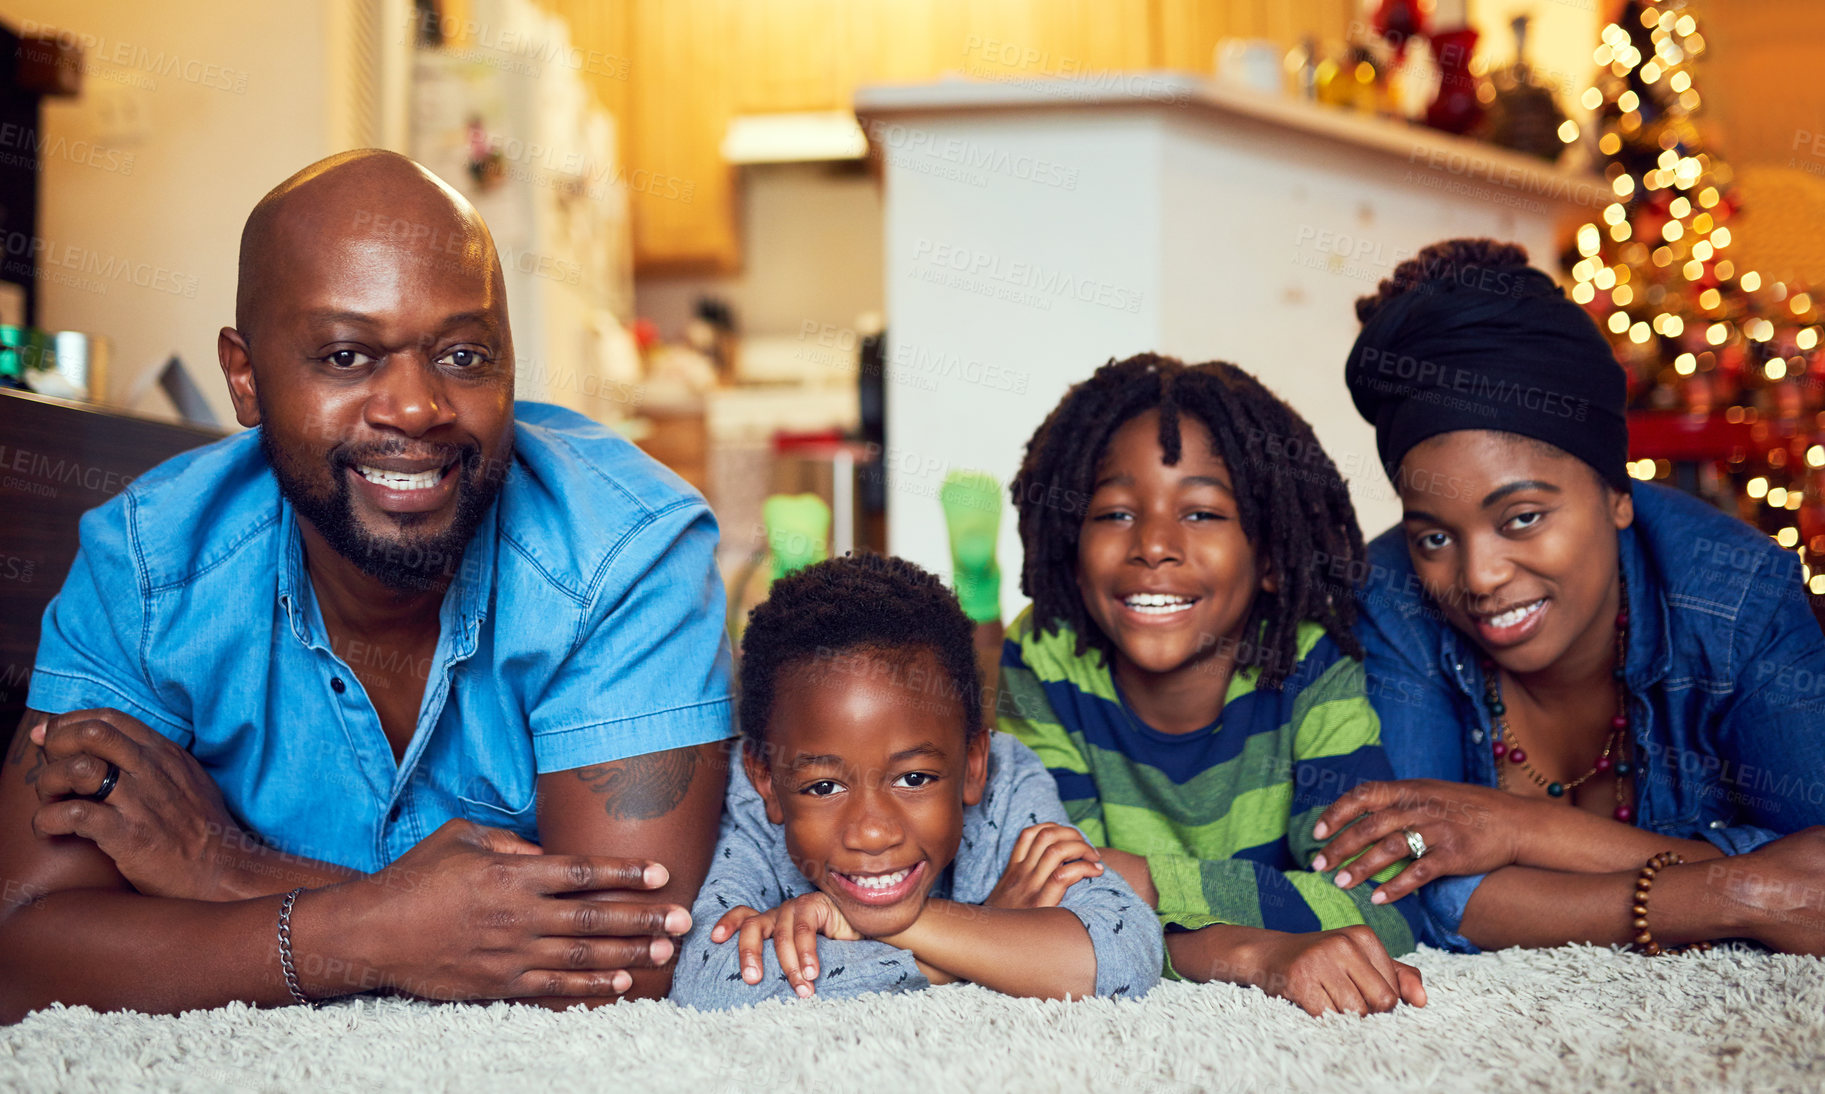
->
[259,425,509,594]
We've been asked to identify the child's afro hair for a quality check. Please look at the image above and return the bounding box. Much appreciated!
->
[1010,352,1364,689]
[738,552,983,752]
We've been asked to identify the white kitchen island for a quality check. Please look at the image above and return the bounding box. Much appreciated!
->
[856,73,1603,608]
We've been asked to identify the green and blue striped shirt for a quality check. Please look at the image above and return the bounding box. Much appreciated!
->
[998,607,1422,972]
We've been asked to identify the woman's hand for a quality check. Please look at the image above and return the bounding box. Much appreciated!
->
[711,893,861,998]
[1310,779,1526,903]
[1707,827,1825,955]
[985,823,1104,909]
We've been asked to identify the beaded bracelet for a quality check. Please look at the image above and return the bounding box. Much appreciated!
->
[278,886,317,1007]
[1630,852,1713,956]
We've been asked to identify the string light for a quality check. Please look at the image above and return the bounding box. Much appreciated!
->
[1571,4,1825,574]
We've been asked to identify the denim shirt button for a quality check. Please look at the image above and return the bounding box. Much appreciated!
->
[330,676,347,694]
[1709,819,1726,829]
[1471,729,1485,743]
[387,802,403,824]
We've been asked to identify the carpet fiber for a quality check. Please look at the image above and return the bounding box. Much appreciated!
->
[4,944,1822,1092]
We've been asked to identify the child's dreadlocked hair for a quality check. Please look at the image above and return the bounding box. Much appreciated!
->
[1010,353,1364,689]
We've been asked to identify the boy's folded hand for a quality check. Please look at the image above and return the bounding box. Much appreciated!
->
[986,823,1105,910]
[710,894,860,998]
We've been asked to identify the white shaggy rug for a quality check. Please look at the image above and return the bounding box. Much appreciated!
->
[3,945,1822,1093]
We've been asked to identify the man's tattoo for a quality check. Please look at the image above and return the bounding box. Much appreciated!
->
[574,747,699,821]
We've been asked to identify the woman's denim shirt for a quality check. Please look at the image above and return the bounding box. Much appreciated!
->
[1358,482,1825,952]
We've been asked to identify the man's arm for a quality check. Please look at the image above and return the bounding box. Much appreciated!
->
[0,709,681,1022]
[0,709,349,1020]
[530,739,730,1003]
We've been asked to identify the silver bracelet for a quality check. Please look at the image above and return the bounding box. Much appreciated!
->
[277,887,315,1008]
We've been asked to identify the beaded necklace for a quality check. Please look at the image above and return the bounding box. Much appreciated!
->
[1479,574,1635,823]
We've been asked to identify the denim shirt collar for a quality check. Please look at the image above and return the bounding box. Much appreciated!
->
[1431,518,1672,695]
[274,498,497,664]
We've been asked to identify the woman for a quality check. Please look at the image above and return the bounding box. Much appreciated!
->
[1316,238,1825,955]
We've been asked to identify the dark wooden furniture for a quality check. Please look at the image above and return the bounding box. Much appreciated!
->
[0,389,221,734]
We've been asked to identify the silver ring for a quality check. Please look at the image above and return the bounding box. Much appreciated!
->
[84,761,121,804]
[1403,827,1428,859]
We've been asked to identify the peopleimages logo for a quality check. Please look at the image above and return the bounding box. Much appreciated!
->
[862,120,1079,191]
[20,21,249,93]
[1354,346,1589,421]
[2,236,198,298]
[0,125,135,175]
[911,239,1143,314]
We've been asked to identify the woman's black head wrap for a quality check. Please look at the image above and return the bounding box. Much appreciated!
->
[1343,260,1629,491]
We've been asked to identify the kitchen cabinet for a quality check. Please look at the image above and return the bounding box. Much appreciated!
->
[516,0,1365,273]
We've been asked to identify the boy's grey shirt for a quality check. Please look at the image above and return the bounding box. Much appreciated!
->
[670,732,1163,1010]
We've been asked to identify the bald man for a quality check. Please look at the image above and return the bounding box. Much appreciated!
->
[0,151,733,1019]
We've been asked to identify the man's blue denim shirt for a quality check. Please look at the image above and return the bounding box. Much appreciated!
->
[1359,482,1825,952]
[28,402,734,872]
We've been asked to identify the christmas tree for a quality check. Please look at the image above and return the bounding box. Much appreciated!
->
[1566,0,1825,597]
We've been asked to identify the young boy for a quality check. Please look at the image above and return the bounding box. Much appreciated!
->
[670,554,1161,1009]
[997,354,1430,1016]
